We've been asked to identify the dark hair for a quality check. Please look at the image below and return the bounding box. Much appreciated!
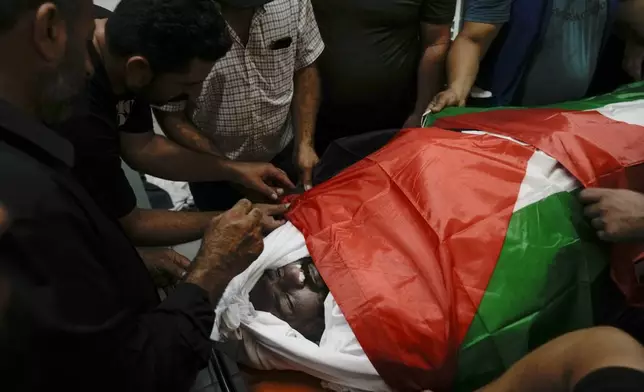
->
[105,0,232,73]
[0,0,73,33]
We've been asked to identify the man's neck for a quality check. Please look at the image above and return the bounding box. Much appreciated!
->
[93,19,128,96]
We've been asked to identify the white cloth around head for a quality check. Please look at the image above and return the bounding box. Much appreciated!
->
[211,222,388,392]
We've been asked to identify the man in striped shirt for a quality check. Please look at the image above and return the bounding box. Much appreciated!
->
[156,0,324,211]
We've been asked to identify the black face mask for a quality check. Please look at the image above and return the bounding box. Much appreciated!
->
[216,0,274,8]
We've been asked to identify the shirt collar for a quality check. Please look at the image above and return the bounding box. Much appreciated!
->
[0,99,74,167]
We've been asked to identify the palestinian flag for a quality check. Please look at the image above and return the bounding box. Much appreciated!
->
[287,83,644,391]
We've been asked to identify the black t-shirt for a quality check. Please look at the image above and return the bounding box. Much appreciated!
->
[573,367,644,392]
[312,0,455,132]
[54,35,153,219]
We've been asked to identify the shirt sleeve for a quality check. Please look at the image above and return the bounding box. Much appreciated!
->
[0,187,215,391]
[155,100,188,113]
[420,0,457,25]
[118,99,153,134]
[464,0,512,25]
[295,0,325,71]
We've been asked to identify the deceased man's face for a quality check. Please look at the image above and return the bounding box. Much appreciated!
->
[249,258,328,342]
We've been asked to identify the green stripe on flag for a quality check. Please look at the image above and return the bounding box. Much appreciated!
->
[423,81,644,127]
[454,191,610,391]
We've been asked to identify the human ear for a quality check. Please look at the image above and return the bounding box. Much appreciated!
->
[124,56,153,90]
[32,2,67,64]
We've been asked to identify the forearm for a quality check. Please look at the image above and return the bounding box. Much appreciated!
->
[445,35,485,98]
[154,109,224,157]
[121,134,235,182]
[120,208,220,247]
[292,64,320,148]
[413,42,450,115]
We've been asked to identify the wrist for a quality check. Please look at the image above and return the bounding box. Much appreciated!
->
[186,254,237,294]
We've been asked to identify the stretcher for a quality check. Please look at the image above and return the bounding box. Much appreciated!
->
[213,82,644,392]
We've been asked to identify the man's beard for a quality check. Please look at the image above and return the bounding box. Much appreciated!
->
[37,41,87,125]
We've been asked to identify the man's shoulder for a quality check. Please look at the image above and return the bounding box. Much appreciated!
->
[265,0,306,16]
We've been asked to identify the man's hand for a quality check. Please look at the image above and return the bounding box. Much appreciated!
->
[427,88,467,114]
[137,248,191,288]
[189,199,264,293]
[403,112,423,128]
[255,203,289,233]
[623,40,644,81]
[295,143,319,191]
[230,162,295,201]
[579,188,644,242]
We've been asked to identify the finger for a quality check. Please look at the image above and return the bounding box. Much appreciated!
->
[579,188,610,203]
[262,217,285,232]
[267,166,296,190]
[583,203,601,218]
[228,199,253,216]
[171,251,192,270]
[428,95,447,112]
[247,208,264,226]
[301,168,313,191]
[262,203,290,216]
[591,217,605,230]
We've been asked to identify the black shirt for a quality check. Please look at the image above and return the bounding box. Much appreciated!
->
[0,100,214,391]
[573,367,644,392]
[53,36,153,219]
[313,0,455,133]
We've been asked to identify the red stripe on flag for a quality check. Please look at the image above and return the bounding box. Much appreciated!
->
[288,129,534,391]
[436,108,644,306]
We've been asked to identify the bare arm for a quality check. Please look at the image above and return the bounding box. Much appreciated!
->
[120,131,234,182]
[154,109,225,157]
[428,21,502,112]
[292,63,321,189]
[120,131,294,198]
[479,327,644,392]
[406,23,451,125]
[120,208,219,247]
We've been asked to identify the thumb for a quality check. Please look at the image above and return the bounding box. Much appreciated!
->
[429,93,449,113]
[301,167,313,191]
[169,250,192,270]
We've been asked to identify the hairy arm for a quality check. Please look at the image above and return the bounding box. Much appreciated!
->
[119,208,219,247]
[120,131,235,182]
[428,21,503,112]
[447,21,501,100]
[292,64,320,150]
[410,23,451,117]
[154,109,225,157]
